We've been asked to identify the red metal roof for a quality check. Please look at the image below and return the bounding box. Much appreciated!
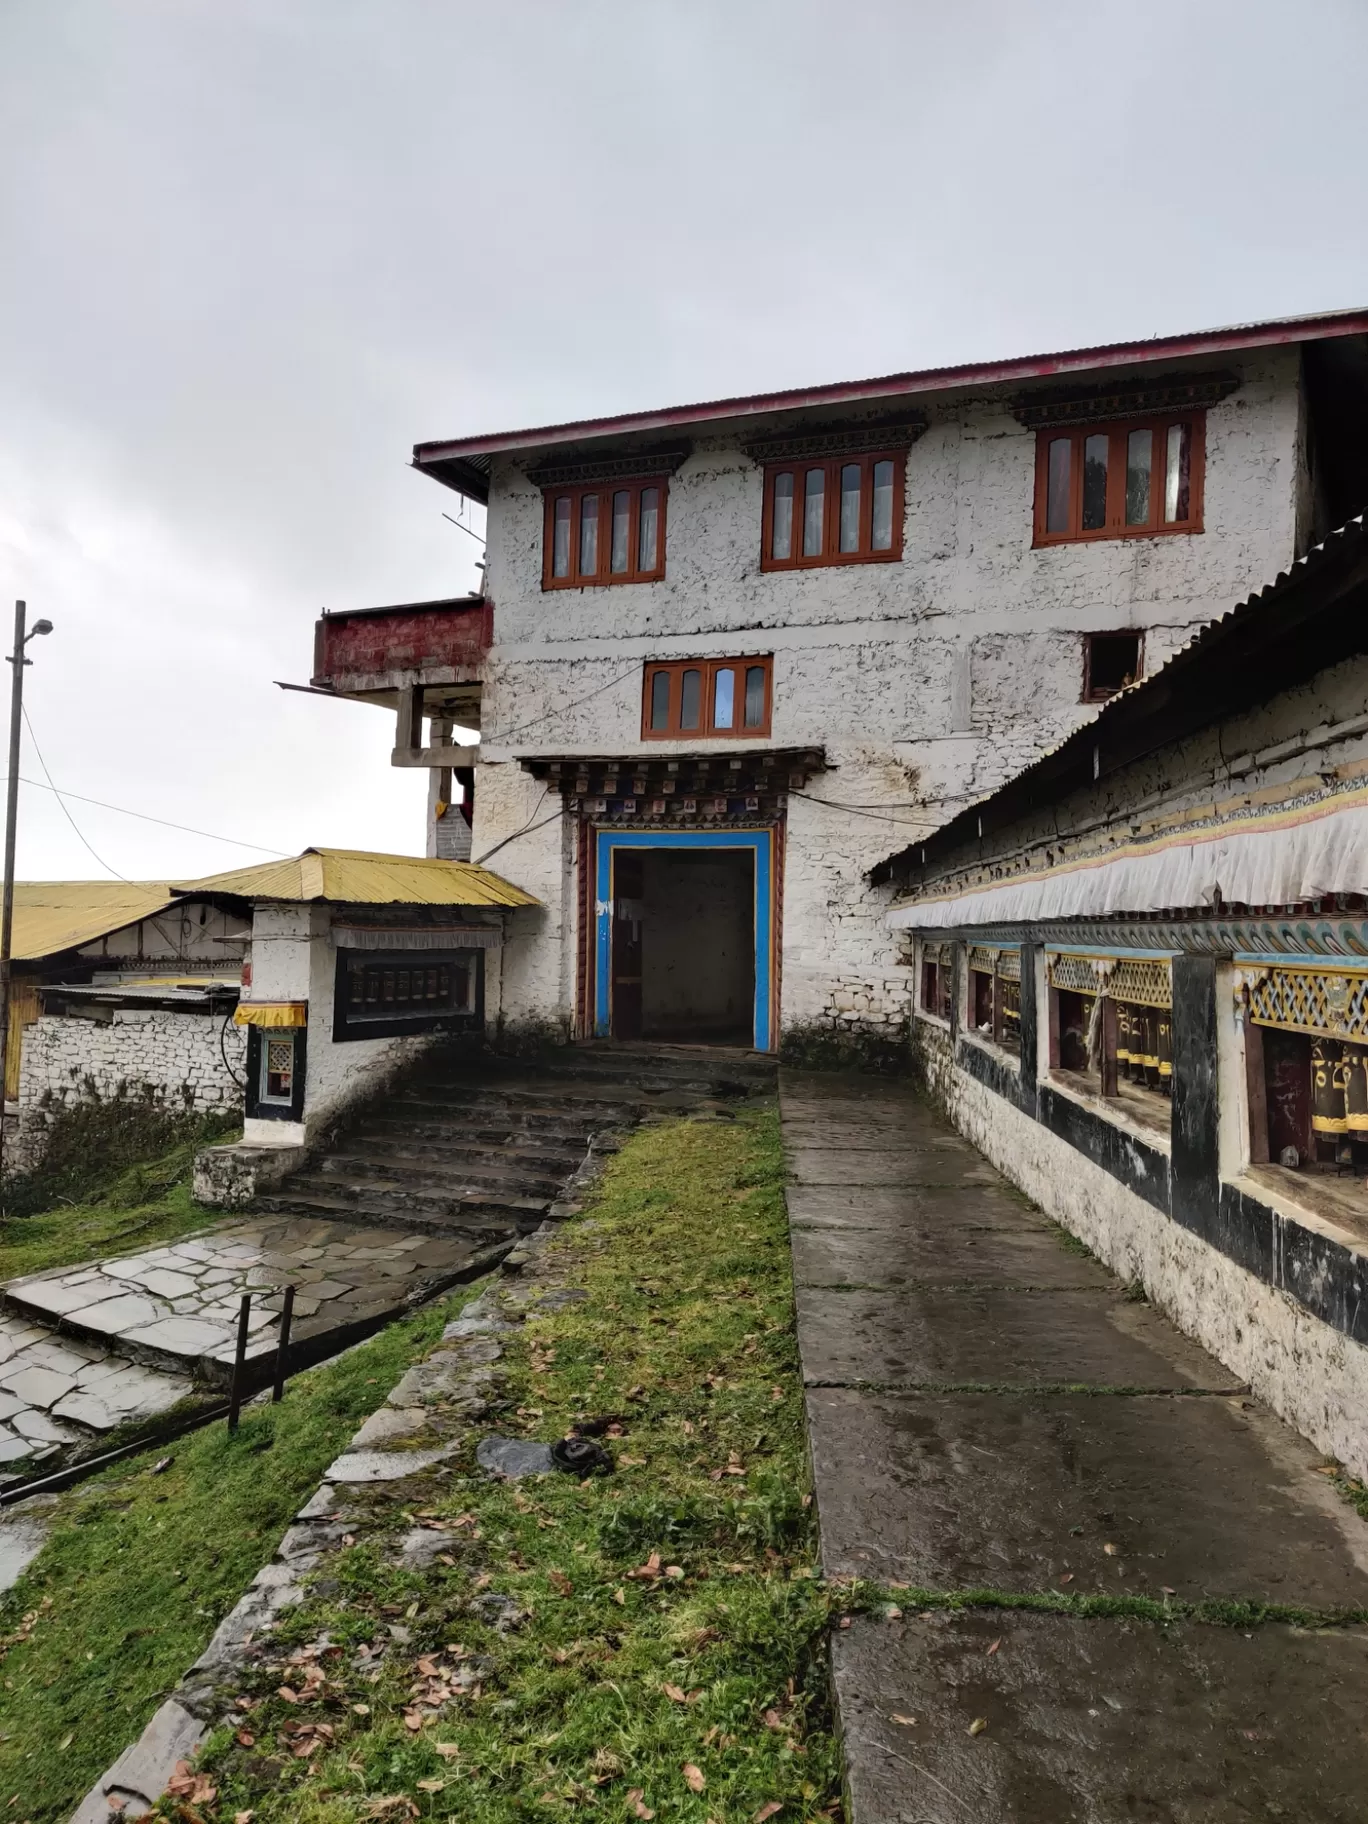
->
[413,306,1368,466]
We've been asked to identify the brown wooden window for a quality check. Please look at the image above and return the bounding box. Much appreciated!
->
[1083,631,1143,702]
[543,479,667,589]
[1033,414,1204,546]
[920,954,953,1022]
[761,451,905,571]
[642,655,772,740]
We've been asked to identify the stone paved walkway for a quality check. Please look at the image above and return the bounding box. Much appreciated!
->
[784,1071,1368,1823]
[0,1217,506,1483]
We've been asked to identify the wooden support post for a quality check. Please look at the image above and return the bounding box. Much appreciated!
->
[394,684,423,756]
[272,1285,295,1403]
[1244,1013,1270,1164]
[1101,997,1119,1097]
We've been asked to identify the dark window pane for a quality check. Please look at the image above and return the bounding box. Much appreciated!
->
[1046,439,1071,532]
[803,468,825,556]
[638,487,659,570]
[579,493,599,575]
[744,665,766,728]
[649,669,671,730]
[610,490,630,572]
[552,497,571,576]
[1082,433,1109,530]
[713,667,735,729]
[1125,428,1152,526]
[839,463,861,552]
[680,668,701,729]
[871,460,894,549]
[1165,423,1192,522]
[771,472,794,559]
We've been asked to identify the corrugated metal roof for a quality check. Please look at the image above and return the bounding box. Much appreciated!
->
[871,514,1368,887]
[46,980,239,1006]
[413,306,1368,473]
[173,847,539,909]
[9,881,177,961]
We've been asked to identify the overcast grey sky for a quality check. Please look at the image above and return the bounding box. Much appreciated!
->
[2,0,1365,881]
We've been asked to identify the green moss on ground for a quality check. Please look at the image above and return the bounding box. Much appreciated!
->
[175,1109,842,1823]
[0,1297,462,1822]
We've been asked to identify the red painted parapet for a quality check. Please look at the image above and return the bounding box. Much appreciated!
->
[312,597,493,692]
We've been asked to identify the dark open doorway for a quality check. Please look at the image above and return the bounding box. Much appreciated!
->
[610,846,755,1046]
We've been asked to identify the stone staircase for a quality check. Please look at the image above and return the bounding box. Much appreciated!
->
[253,1041,776,1240]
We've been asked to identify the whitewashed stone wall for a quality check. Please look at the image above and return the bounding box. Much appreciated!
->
[19,1010,246,1116]
[472,349,1307,1040]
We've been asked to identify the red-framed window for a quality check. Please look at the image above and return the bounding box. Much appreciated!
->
[641,655,773,740]
[543,479,667,589]
[1033,414,1205,546]
[761,451,905,571]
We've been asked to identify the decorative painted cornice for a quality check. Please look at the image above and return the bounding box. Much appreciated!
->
[1011,371,1241,430]
[904,911,1368,961]
[526,446,690,489]
[741,418,927,464]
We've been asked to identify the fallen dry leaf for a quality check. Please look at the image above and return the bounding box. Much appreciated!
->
[753,1805,783,1822]
[763,1709,785,1731]
[549,1569,574,1596]
[1103,1543,1119,1557]
[235,1729,255,1747]
[433,1742,461,1760]
[234,1814,255,1824]
[1058,1573,1074,1585]
[664,1683,689,1703]
[684,1764,706,1792]
[352,1703,371,1716]
[403,1709,425,1732]
[967,1717,988,1737]
[416,1779,446,1793]
[627,1790,656,1819]
[890,1714,918,1726]
[986,1638,1002,1656]
[664,1565,685,1580]
[613,1586,627,1606]
[1161,1585,1177,1596]
[58,1732,73,1751]
[106,1802,127,1816]
[277,1685,300,1703]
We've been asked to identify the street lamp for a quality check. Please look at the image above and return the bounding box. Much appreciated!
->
[0,601,53,1184]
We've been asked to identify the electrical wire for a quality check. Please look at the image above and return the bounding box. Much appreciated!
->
[21,706,133,881]
[788,788,932,830]
[494,664,643,745]
[0,775,289,855]
[471,787,557,867]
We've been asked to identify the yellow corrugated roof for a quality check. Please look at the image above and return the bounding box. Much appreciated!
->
[9,881,177,961]
[173,847,539,909]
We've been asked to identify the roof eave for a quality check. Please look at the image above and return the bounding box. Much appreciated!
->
[411,307,1368,472]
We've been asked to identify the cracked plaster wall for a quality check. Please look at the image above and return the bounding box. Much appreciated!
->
[473,350,1304,1036]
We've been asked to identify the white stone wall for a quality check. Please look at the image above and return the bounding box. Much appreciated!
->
[18,1009,246,1117]
[917,1014,1368,1483]
[473,349,1305,1040]
[241,901,462,1144]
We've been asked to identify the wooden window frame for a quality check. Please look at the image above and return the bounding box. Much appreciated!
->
[641,655,773,741]
[1032,412,1205,547]
[1083,630,1145,703]
[542,478,668,590]
[760,451,906,572]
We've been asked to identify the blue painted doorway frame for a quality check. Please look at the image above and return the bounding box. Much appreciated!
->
[592,828,777,1051]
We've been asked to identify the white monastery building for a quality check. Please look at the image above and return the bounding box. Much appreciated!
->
[309,309,1368,1054]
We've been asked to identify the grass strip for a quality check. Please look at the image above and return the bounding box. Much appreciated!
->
[180,1108,844,1823]
[0,1292,466,1822]
[838,1580,1367,1630]
[0,1127,239,1283]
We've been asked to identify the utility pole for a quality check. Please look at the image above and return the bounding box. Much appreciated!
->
[0,602,53,1187]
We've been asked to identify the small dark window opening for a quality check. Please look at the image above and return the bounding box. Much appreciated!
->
[970,969,994,1033]
[1084,632,1143,702]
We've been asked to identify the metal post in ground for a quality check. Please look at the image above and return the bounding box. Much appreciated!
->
[227,1293,252,1433]
[272,1285,296,1403]
[0,602,53,1184]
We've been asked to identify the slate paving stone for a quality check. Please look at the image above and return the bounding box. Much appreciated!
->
[1,1364,77,1407]
[785,1183,1048,1231]
[795,1286,1243,1390]
[833,1609,1368,1824]
[787,1145,1003,1188]
[789,1222,1115,1289]
[806,1386,1368,1606]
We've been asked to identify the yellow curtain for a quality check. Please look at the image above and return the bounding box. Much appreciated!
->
[233,1001,308,1029]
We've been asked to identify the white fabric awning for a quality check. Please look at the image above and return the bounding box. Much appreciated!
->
[888,792,1368,932]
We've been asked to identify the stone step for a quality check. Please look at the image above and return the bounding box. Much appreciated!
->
[346,1132,585,1171]
[317,1150,567,1195]
[252,1184,540,1238]
[354,1113,607,1150]
[398,1083,651,1117]
[263,1172,551,1225]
